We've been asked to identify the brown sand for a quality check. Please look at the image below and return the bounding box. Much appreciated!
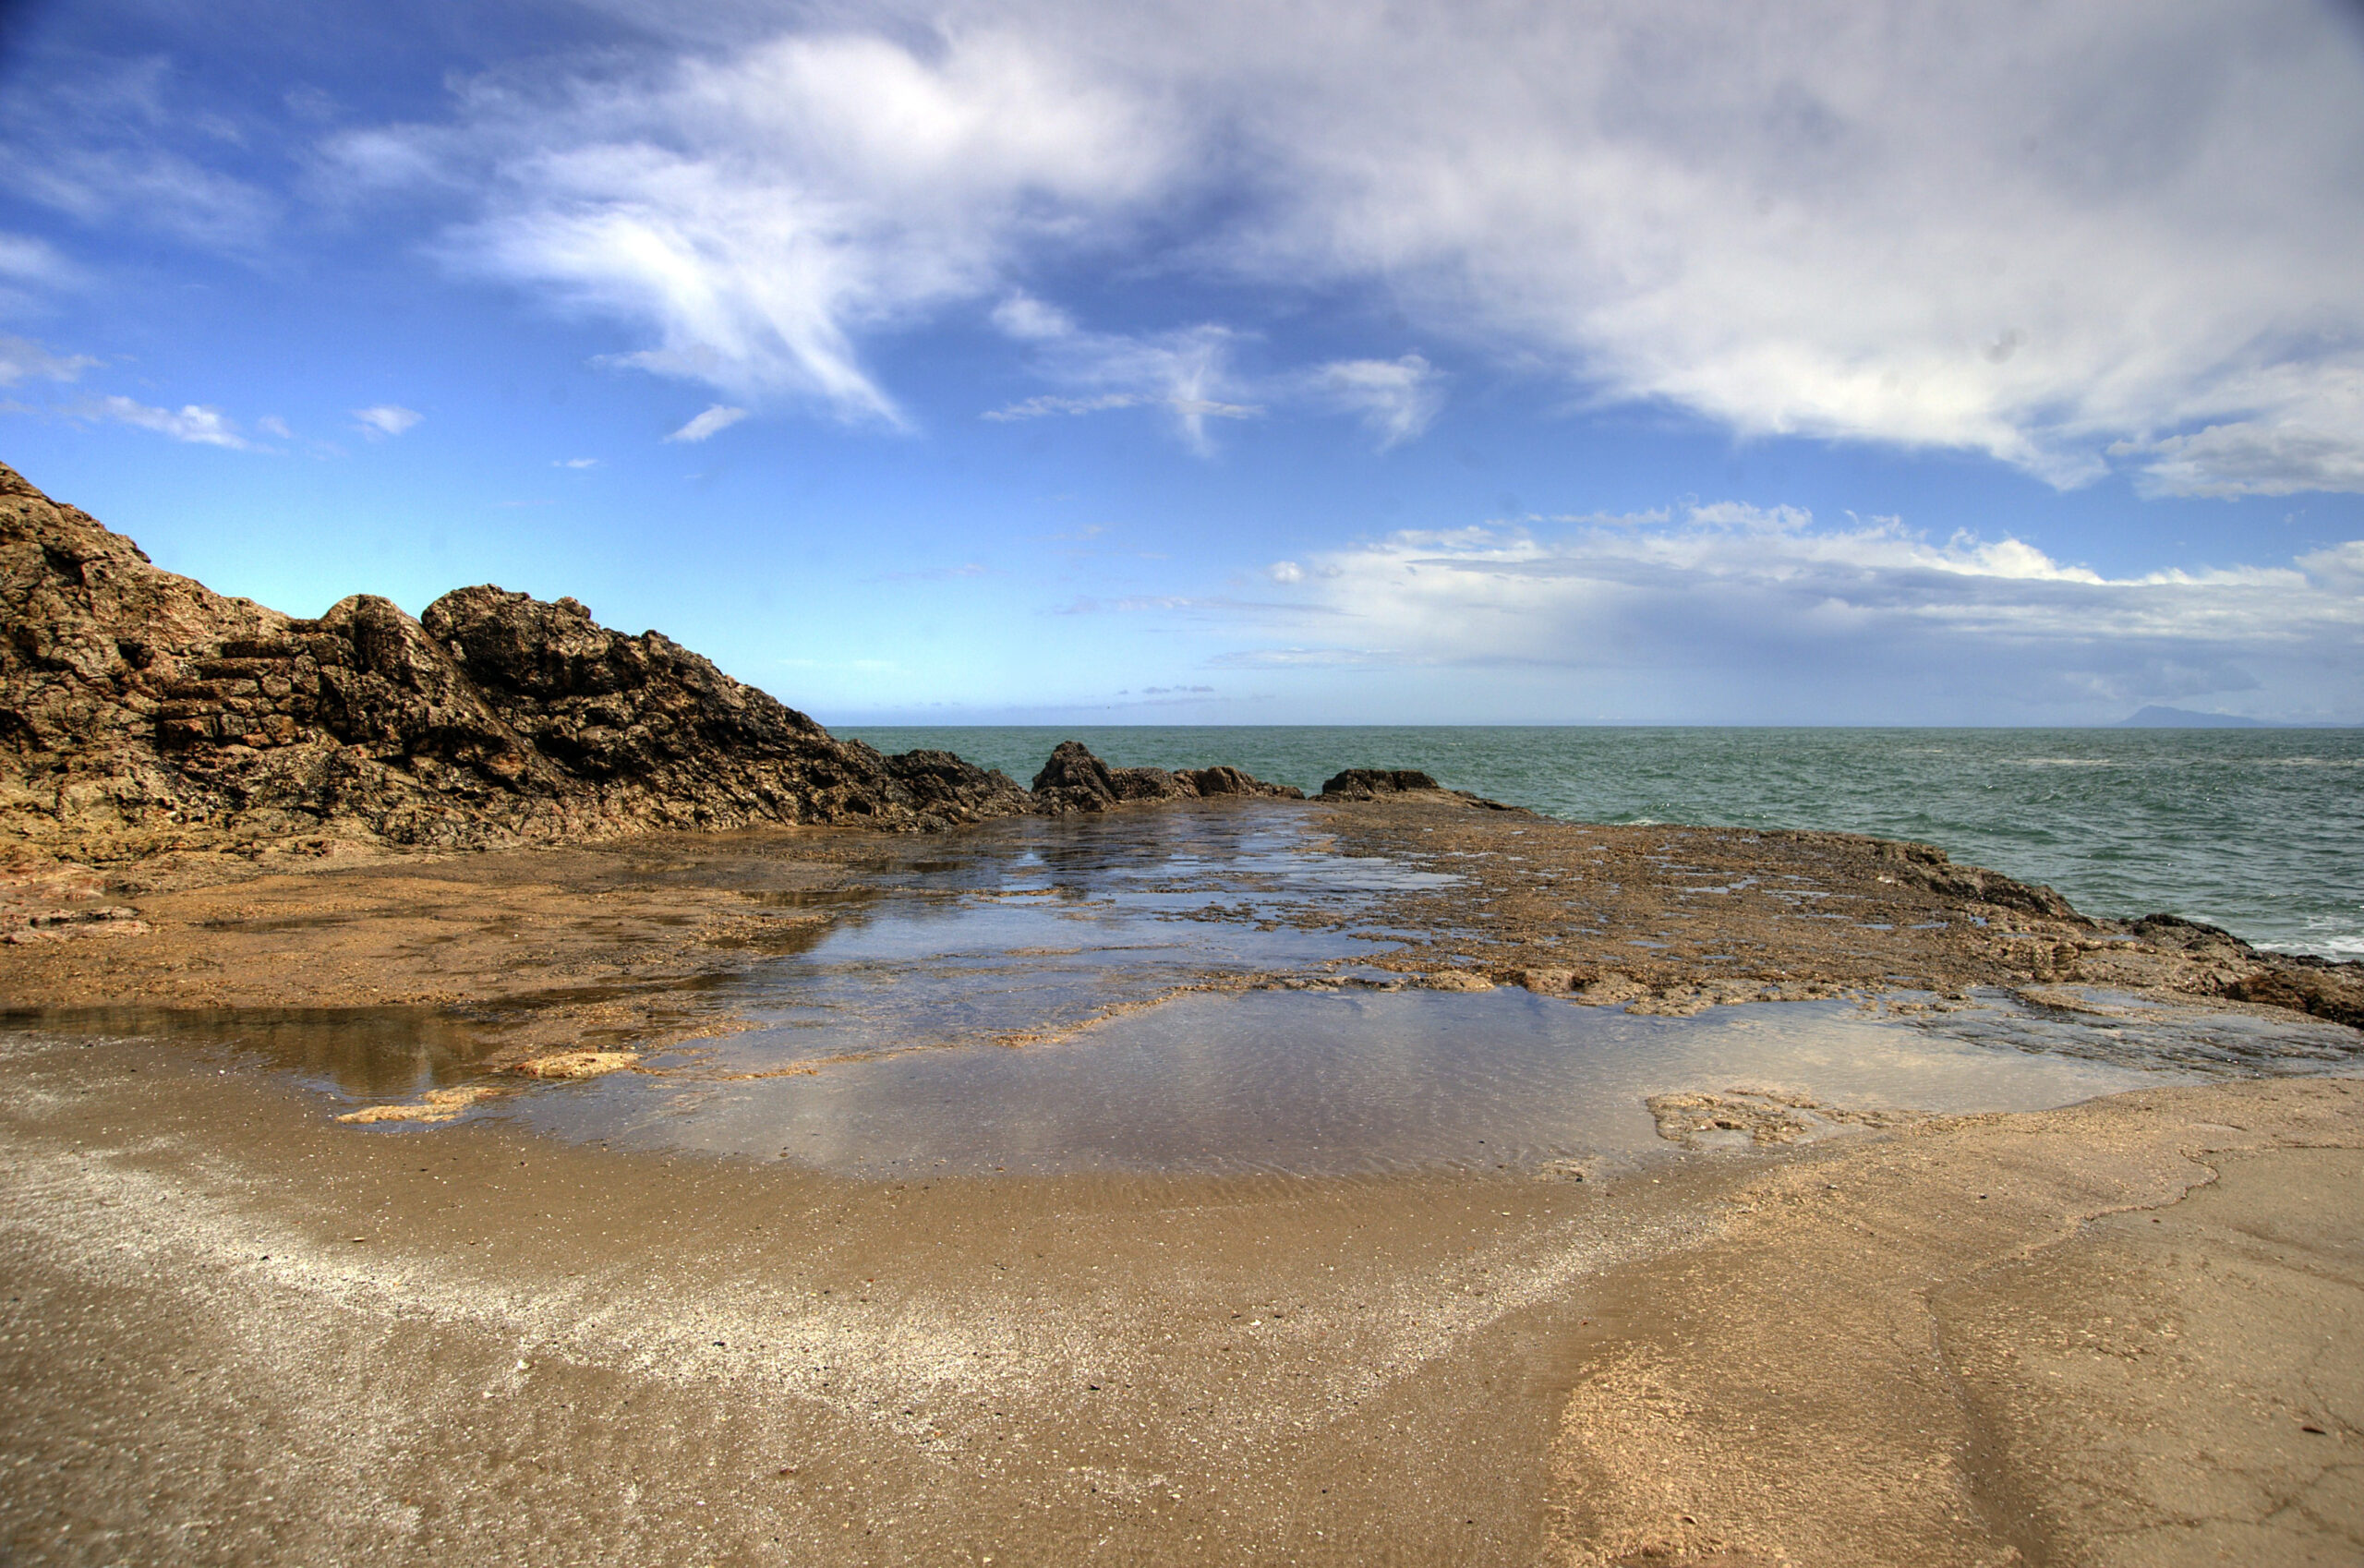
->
[0,1025,1717,1565]
[3,1025,2357,1563]
[3,801,2359,1563]
[1546,1076,2364,1567]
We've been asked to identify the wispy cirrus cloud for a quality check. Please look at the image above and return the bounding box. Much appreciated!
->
[980,299,1440,452]
[0,335,100,385]
[332,28,1177,425]
[982,305,1260,453]
[1300,355,1444,450]
[0,56,278,254]
[321,0,2364,491]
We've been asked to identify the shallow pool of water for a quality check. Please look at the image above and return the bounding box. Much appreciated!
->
[9,804,2359,1177]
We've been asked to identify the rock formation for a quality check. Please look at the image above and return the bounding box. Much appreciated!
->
[1320,766,1523,811]
[1030,740,1301,814]
[1,463,1292,860]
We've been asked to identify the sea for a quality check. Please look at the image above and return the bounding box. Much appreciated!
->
[843,726,2364,960]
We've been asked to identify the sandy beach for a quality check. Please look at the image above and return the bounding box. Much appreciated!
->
[3,798,2360,1564]
[3,1007,2355,1565]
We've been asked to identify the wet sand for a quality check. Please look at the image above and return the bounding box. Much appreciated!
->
[1,1024,1723,1565]
[4,799,2361,1564]
[5,1028,2357,1565]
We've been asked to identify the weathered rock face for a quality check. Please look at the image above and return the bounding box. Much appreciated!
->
[1319,766,1524,812]
[1030,739,1304,815]
[0,463,1035,857]
[1,463,1319,860]
[1320,768,1442,799]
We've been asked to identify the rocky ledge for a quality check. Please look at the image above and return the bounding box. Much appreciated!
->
[0,463,1293,861]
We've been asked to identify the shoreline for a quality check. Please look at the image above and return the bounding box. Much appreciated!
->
[3,1019,2355,1564]
[5,795,2357,1081]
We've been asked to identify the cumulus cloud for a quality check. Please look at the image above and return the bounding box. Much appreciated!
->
[1232,504,2364,719]
[352,404,422,437]
[334,0,2364,490]
[0,336,100,385]
[73,395,255,449]
[665,404,748,442]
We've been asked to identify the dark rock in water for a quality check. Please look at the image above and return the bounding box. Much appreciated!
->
[1320,768,1442,799]
[0,462,1030,857]
[1031,739,1302,816]
[2128,912,2253,951]
[1319,766,1526,813]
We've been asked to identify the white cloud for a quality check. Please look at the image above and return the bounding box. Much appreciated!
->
[255,415,293,439]
[2122,418,2364,499]
[0,233,77,290]
[0,336,99,385]
[1304,355,1444,450]
[665,404,747,442]
[338,1,2364,489]
[74,394,255,450]
[983,318,1261,453]
[340,30,1177,423]
[554,455,600,467]
[1229,503,2364,720]
[0,59,277,253]
[352,404,422,437]
[990,294,1078,341]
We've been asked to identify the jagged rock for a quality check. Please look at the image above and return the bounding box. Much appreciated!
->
[1320,767,1441,798]
[0,464,1320,860]
[1030,739,1302,816]
[1863,837,2081,921]
[1,462,1028,857]
[1319,766,1525,812]
[2223,959,2364,1031]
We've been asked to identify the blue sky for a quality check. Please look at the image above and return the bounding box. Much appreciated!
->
[3,0,2360,725]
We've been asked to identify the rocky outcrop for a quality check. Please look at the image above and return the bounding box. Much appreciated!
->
[0,466,989,855]
[1320,767,1441,798]
[1031,739,1303,815]
[1319,766,1524,812]
[1862,836,2082,921]
[2120,913,2364,1029]
[0,463,1316,860]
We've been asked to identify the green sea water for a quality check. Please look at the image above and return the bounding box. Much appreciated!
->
[842,726,2364,959]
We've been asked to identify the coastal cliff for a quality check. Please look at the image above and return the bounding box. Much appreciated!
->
[0,463,1292,861]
